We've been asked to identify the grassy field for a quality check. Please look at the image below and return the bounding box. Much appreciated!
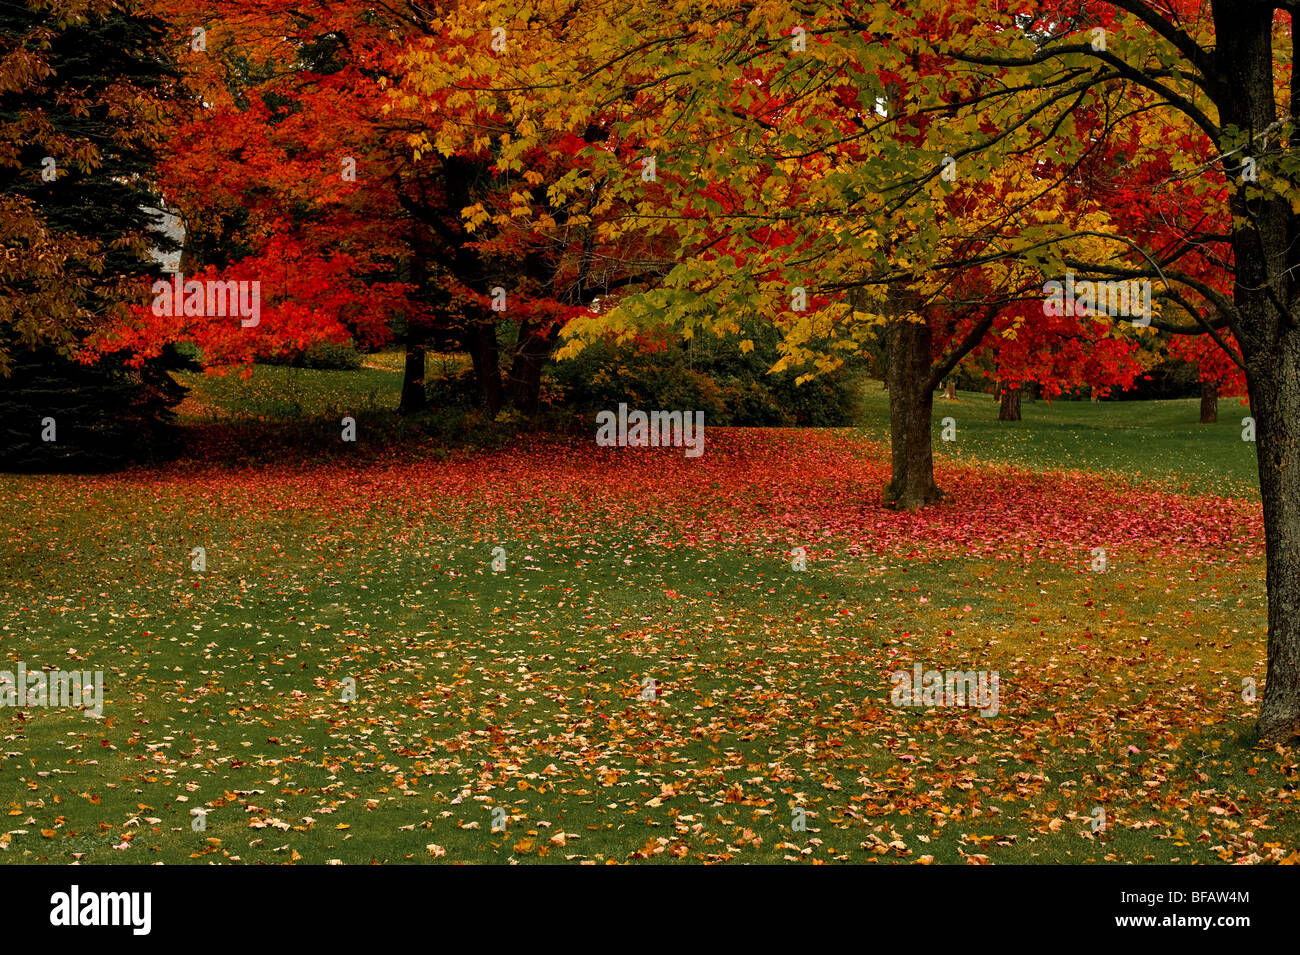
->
[917,387,1259,499]
[1,361,1291,864]
[178,358,1261,495]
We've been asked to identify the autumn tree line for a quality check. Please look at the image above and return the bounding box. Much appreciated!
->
[3,2,1242,453]
[4,0,1300,742]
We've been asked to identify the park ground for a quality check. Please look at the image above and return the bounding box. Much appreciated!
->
[1,357,1295,864]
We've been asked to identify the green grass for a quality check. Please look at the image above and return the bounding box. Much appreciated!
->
[179,363,1261,497]
[859,382,1260,499]
[174,350,469,421]
[0,365,1291,864]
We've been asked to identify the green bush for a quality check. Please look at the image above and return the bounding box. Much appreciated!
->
[544,328,860,426]
[0,345,195,472]
[425,366,481,409]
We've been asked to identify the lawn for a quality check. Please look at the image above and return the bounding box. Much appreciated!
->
[1,365,1293,864]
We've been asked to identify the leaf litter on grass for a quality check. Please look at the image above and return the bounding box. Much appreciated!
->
[0,429,1292,863]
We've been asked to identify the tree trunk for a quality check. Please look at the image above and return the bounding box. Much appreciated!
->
[434,156,503,417]
[466,320,502,416]
[1212,4,1300,741]
[399,226,433,416]
[507,321,559,416]
[398,340,427,415]
[1250,342,1300,742]
[884,317,944,510]
[998,383,1021,421]
[1199,380,1218,423]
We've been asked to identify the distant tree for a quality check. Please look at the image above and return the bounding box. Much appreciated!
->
[1170,334,1247,424]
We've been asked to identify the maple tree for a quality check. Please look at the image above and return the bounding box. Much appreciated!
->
[80,0,423,375]
[1170,333,1247,423]
[90,0,663,420]
[977,301,1150,421]
[429,3,1154,506]
[394,0,1300,741]
[395,12,676,415]
[889,0,1300,741]
[978,1,1300,742]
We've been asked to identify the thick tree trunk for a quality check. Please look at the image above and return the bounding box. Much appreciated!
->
[1199,380,1219,423]
[507,321,560,416]
[466,321,502,416]
[398,340,427,415]
[399,227,433,416]
[884,317,944,510]
[433,156,504,417]
[1250,344,1300,742]
[998,383,1021,421]
[1211,3,1300,741]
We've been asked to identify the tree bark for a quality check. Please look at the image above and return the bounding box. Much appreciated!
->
[1249,342,1300,742]
[427,156,504,418]
[1199,380,1218,423]
[884,316,944,510]
[398,340,427,415]
[466,320,502,416]
[1213,3,1300,742]
[507,320,560,416]
[399,226,433,416]
[998,383,1021,421]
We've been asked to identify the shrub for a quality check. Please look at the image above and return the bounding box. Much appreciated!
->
[544,329,860,426]
[0,345,194,472]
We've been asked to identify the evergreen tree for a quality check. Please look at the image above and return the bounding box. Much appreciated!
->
[0,0,188,471]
